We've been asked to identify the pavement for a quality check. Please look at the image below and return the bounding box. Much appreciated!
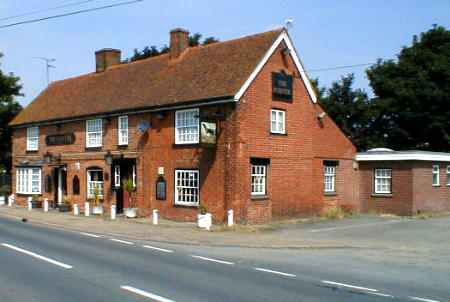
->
[0,205,449,301]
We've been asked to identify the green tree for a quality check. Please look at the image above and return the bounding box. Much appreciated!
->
[0,53,22,172]
[367,25,450,151]
[128,33,219,62]
[316,74,381,150]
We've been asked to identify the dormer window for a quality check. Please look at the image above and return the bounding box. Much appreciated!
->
[26,127,39,151]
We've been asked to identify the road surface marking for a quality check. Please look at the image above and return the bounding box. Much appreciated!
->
[110,238,134,245]
[191,255,234,265]
[409,297,441,302]
[321,280,378,292]
[121,285,175,302]
[1,243,73,269]
[254,267,296,277]
[142,245,174,253]
[310,220,401,233]
[367,292,394,298]
[80,232,101,238]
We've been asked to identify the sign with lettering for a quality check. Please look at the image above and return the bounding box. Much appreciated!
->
[272,72,293,101]
[46,133,75,146]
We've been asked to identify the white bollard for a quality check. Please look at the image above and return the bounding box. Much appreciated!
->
[73,204,79,216]
[227,209,234,227]
[84,202,90,217]
[0,196,5,206]
[152,209,159,225]
[205,213,212,231]
[111,204,116,220]
[8,194,14,207]
[44,199,49,212]
[27,197,32,211]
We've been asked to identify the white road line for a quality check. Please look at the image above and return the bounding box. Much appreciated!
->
[80,232,101,238]
[121,285,175,302]
[110,238,134,245]
[409,296,441,302]
[142,245,174,253]
[191,255,234,265]
[254,267,296,277]
[1,243,73,269]
[367,292,394,298]
[321,280,378,292]
[310,220,401,233]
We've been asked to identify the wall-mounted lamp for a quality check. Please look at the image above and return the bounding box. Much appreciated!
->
[43,152,52,164]
[282,47,291,56]
[317,112,327,121]
[104,151,113,165]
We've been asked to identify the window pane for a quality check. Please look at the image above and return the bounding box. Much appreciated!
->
[176,109,199,144]
[175,170,199,205]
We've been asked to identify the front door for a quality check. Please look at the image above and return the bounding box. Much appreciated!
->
[113,159,136,214]
[53,167,67,206]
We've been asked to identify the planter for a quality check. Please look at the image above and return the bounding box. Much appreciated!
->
[125,208,138,218]
[198,213,212,230]
[93,205,104,215]
[31,200,42,209]
[59,204,71,212]
[0,196,5,206]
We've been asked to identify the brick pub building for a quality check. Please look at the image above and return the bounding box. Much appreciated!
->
[10,28,358,223]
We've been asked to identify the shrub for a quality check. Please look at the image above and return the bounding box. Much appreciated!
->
[198,204,208,215]
[321,206,345,219]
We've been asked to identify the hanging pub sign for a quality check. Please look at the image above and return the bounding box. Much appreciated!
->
[46,133,75,146]
[200,121,217,145]
[156,177,166,200]
[272,72,293,101]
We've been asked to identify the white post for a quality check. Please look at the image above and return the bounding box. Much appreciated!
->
[43,198,49,212]
[205,213,212,231]
[227,209,234,227]
[111,204,116,220]
[27,197,32,211]
[0,196,5,206]
[84,202,90,217]
[152,209,159,225]
[73,204,79,216]
[8,194,14,207]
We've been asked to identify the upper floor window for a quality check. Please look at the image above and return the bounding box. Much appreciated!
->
[447,166,450,186]
[270,109,286,134]
[175,169,199,206]
[86,119,102,148]
[175,108,199,144]
[324,165,336,193]
[374,168,392,194]
[26,127,39,151]
[432,165,440,186]
[16,167,41,194]
[118,116,128,145]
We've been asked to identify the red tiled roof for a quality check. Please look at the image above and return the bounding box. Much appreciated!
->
[11,29,283,126]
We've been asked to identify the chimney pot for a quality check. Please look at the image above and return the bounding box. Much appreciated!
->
[95,48,121,72]
[170,28,189,60]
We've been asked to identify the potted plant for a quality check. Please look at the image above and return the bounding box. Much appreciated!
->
[197,204,212,230]
[92,186,104,215]
[59,196,71,212]
[31,194,42,209]
[123,178,137,218]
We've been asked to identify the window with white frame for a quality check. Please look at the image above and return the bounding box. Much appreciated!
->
[26,127,39,151]
[86,119,103,148]
[87,169,104,198]
[270,109,286,134]
[432,165,440,186]
[114,165,121,187]
[251,164,267,196]
[374,168,392,194]
[447,166,450,186]
[16,167,41,194]
[324,165,336,193]
[118,116,128,145]
[175,108,199,144]
[175,169,199,206]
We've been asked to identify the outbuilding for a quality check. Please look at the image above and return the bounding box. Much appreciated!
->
[356,149,450,215]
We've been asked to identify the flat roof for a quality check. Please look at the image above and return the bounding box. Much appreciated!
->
[356,150,450,162]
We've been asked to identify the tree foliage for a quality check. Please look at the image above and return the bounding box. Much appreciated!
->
[128,33,219,62]
[367,25,450,151]
[0,53,22,172]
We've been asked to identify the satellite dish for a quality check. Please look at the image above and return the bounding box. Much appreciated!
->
[138,120,151,133]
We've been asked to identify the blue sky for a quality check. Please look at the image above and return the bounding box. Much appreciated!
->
[1,0,449,106]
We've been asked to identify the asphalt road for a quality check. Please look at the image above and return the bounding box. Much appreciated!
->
[0,216,448,302]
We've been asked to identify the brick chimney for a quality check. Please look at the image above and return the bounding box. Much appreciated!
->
[95,48,121,72]
[170,28,189,59]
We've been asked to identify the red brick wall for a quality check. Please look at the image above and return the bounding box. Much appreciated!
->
[359,161,414,215]
[412,161,450,213]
